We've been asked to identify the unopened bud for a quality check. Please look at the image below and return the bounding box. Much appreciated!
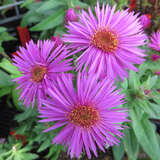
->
[139,14,151,29]
[65,8,78,23]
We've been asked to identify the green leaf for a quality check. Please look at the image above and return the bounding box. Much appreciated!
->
[21,0,34,8]
[117,0,128,9]
[21,2,44,27]
[0,27,7,33]
[0,32,16,42]
[0,46,4,53]
[19,146,31,153]
[113,140,125,160]
[30,9,65,31]
[152,90,160,105]
[35,133,46,143]
[0,58,21,75]
[74,0,88,8]
[138,63,150,78]
[103,0,115,6]
[15,123,28,134]
[145,75,158,90]
[130,108,160,160]
[11,86,25,110]
[12,86,21,107]
[46,147,56,159]
[6,155,14,160]
[3,150,12,157]
[136,99,160,118]
[123,128,139,160]
[50,145,61,160]
[147,102,160,118]
[154,78,160,89]
[46,145,62,159]
[128,71,140,91]
[51,151,60,160]
[36,0,65,13]
[21,10,43,27]
[37,139,50,152]
[21,153,38,159]
[0,86,11,97]
[14,107,38,122]
[121,78,128,90]
[13,154,24,160]
[0,70,13,88]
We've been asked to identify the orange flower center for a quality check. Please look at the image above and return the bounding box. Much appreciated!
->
[91,28,118,52]
[32,65,47,82]
[67,106,100,128]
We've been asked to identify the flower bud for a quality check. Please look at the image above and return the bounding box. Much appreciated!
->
[155,71,160,75]
[151,54,160,61]
[65,8,78,23]
[139,14,151,29]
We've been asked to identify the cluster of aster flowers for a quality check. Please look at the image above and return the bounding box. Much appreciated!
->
[12,2,147,159]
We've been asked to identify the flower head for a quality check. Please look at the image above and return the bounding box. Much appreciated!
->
[12,40,73,108]
[39,72,128,159]
[63,3,146,81]
[149,31,160,51]
[139,14,151,29]
[65,8,78,23]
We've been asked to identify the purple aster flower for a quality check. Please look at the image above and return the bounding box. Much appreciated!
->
[63,3,146,80]
[149,31,160,51]
[139,14,151,29]
[39,72,128,159]
[51,35,63,47]
[65,8,78,24]
[12,40,73,108]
